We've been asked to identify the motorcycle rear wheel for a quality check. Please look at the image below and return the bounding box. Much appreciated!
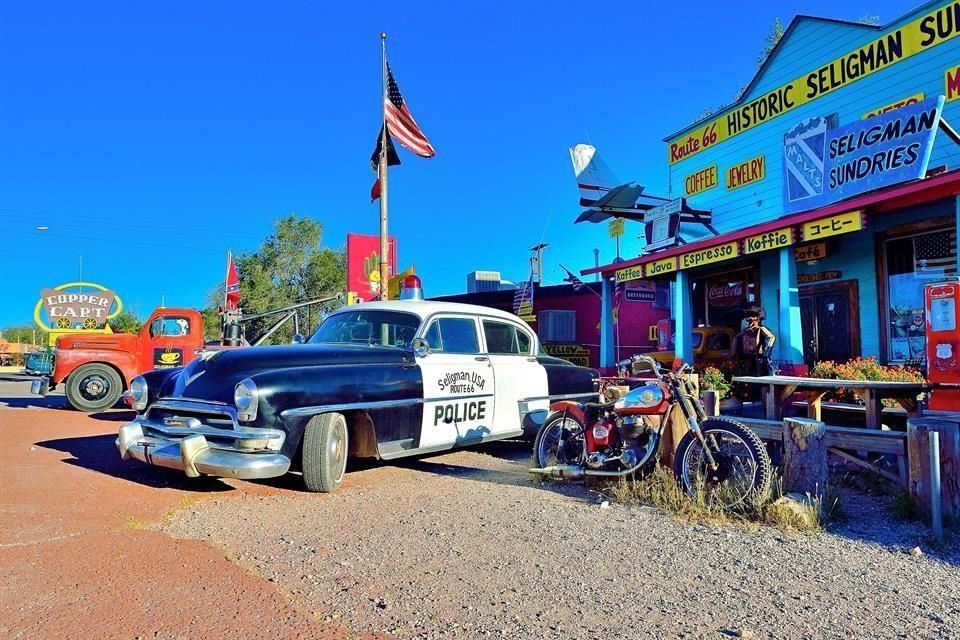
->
[533,411,586,469]
[673,417,772,509]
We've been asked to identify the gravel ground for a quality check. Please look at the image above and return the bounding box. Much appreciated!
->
[163,441,960,640]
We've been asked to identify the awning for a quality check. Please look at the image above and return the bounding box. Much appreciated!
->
[584,168,960,281]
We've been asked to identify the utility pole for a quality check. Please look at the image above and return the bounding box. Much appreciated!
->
[593,248,600,282]
[530,242,548,284]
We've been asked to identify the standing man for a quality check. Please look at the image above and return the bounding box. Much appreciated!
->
[733,306,777,376]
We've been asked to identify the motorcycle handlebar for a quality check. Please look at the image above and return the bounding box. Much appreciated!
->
[617,354,665,379]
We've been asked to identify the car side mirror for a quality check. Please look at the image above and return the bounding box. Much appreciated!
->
[411,338,431,358]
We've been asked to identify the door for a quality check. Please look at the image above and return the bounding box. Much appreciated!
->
[416,315,495,449]
[480,319,549,435]
[799,281,859,367]
[141,313,196,371]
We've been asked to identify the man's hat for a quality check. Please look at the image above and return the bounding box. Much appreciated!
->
[743,305,766,320]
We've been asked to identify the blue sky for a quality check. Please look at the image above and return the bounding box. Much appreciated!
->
[0,0,914,328]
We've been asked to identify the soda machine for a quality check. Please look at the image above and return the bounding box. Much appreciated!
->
[924,277,960,410]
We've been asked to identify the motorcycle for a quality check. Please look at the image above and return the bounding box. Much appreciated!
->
[530,354,772,507]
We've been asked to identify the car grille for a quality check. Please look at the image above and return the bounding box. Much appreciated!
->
[147,399,238,431]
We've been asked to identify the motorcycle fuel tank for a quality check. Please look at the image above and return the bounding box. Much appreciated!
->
[614,383,669,415]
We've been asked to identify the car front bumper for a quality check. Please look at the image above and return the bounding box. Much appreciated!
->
[116,420,290,480]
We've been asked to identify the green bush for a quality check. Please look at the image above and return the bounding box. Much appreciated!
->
[699,366,731,400]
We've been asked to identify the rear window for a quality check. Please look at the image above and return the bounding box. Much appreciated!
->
[482,320,532,355]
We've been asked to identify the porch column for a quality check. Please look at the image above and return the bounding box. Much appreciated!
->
[956,195,960,272]
[674,270,693,363]
[778,246,804,364]
[599,276,615,369]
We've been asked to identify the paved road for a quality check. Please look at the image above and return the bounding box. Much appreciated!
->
[0,378,373,640]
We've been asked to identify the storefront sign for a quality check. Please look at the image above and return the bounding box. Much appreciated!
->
[802,210,864,241]
[707,279,746,307]
[646,256,677,277]
[744,227,794,254]
[798,270,843,284]
[666,0,960,164]
[679,241,740,270]
[624,280,656,302]
[684,165,718,196]
[346,233,397,301]
[615,265,644,284]
[784,96,943,214]
[34,282,123,332]
[544,343,591,367]
[863,92,925,118]
[947,64,960,101]
[725,155,765,190]
[608,217,625,238]
[794,242,829,262]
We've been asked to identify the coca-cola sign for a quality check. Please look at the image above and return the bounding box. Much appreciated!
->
[707,280,745,308]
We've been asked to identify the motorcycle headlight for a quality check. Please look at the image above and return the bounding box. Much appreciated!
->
[234,379,258,422]
[129,376,148,412]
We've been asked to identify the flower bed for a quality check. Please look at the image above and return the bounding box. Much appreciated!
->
[809,357,925,408]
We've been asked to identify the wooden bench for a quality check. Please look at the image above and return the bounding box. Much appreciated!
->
[734,416,908,485]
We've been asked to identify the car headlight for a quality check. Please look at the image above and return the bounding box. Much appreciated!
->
[130,376,148,412]
[235,379,258,422]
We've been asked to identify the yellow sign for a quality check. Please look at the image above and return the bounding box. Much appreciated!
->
[34,282,123,345]
[863,92,925,117]
[666,0,960,164]
[615,265,644,283]
[387,265,416,300]
[544,343,591,367]
[794,242,828,262]
[947,64,960,101]
[679,241,740,270]
[802,210,864,241]
[684,164,718,196]
[608,217,625,238]
[646,256,677,277]
[726,154,765,190]
[648,325,659,341]
[745,227,794,254]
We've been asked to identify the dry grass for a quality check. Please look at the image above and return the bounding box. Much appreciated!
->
[606,466,841,534]
[124,496,203,530]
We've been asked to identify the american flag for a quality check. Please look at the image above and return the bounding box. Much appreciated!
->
[384,64,435,158]
[915,229,957,274]
[559,264,585,291]
[513,276,534,316]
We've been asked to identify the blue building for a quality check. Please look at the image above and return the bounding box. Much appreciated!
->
[586,0,960,373]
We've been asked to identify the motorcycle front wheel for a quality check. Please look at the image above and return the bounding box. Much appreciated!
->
[533,411,586,469]
[673,417,772,509]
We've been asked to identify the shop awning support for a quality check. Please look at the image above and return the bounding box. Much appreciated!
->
[674,270,693,364]
[778,246,804,365]
[600,277,615,370]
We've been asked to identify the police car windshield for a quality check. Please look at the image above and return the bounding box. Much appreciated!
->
[309,310,421,348]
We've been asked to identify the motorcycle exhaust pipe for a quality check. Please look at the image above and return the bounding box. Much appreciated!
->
[529,465,585,480]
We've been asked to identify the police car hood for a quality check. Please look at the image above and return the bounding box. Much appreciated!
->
[168,343,411,401]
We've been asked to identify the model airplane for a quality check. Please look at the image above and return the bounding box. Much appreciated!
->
[569,144,671,223]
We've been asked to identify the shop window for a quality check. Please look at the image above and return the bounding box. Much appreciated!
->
[538,310,576,342]
[691,267,757,330]
[884,228,957,363]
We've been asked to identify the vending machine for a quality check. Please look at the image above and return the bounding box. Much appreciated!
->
[924,278,960,410]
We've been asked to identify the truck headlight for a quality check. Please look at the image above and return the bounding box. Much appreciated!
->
[130,376,148,412]
[235,379,258,422]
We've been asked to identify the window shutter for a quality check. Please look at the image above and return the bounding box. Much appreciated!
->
[538,310,576,342]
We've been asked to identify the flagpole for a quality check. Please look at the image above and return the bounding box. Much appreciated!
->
[378,32,390,301]
[224,250,231,310]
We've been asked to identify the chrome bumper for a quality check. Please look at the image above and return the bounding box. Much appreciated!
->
[116,420,290,480]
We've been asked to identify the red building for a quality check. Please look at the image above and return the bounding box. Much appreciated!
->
[433,282,669,369]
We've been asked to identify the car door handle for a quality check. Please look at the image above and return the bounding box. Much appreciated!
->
[527,357,538,363]
[474,356,488,362]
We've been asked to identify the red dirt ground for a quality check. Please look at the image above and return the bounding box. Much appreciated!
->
[0,399,378,639]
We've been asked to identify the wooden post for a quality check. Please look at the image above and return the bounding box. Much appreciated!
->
[782,417,828,498]
[930,431,944,543]
[907,418,960,521]
[701,390,719,417]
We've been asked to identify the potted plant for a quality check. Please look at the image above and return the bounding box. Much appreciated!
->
[700,366,741,414]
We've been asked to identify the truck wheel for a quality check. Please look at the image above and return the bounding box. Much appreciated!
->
[302,412,349,493]
[65,363,123,413]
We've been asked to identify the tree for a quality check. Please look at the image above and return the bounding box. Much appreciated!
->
[757,17,785,67]
[202,214,346,345]
[108,309,144,334]
[0,325,46,345]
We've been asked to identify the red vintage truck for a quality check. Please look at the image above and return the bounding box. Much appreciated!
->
[35,307,206,412]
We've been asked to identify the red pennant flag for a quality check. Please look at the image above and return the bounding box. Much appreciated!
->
[225,254,241,310]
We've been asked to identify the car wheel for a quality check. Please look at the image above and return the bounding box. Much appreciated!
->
[65,363,123,413]
[302,412,349,493]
